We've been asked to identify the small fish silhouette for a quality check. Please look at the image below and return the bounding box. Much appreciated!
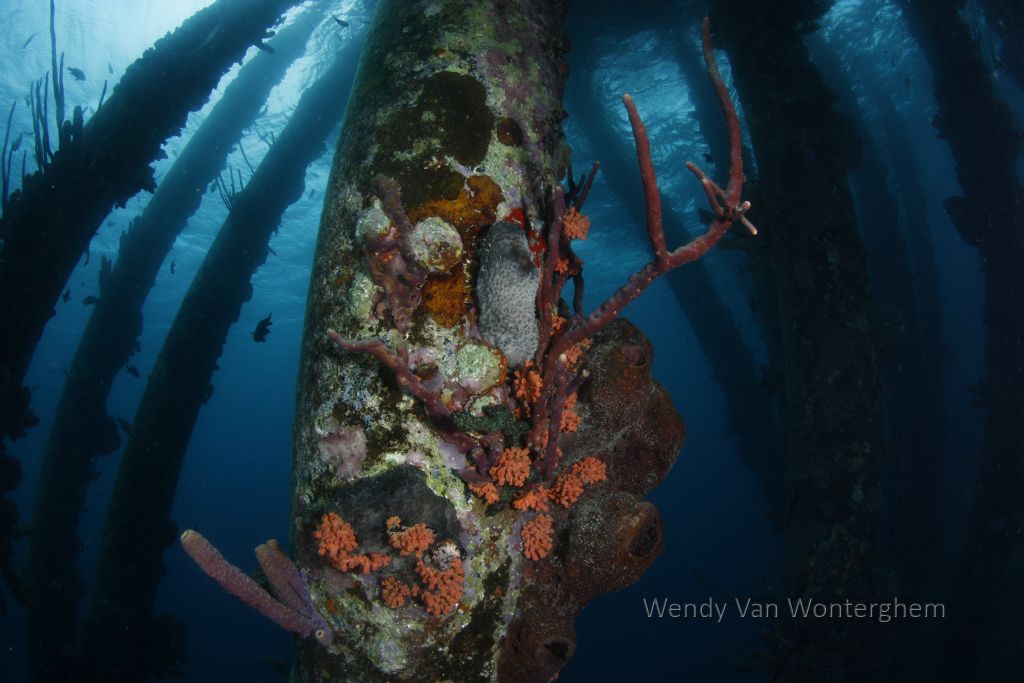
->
[10,134,23,152]
[170,260,176,274]
[256,42,275,54]
[308,188,316,199]
[703,152,715,165]
[67,67,86,82]
[125,364,140,378]
[252,313,273,342]
[333,16,349,27]
[108,63,114,74]
[116,417,133,435]
[82,295,99,306]
[62,288,70,303]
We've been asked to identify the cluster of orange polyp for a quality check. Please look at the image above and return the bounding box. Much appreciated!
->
[313,511,465,616]
[470,449,608,561]
[319,177,693,680]
[465,273,610,563]
[469,199,633,572]
[496,318,686,681]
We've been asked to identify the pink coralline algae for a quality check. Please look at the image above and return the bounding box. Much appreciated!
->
[358,176,430,333]
[316,419,368,480]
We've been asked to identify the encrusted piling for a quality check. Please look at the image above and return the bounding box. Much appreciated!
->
[292,3,748,680]
[294,2,572,678]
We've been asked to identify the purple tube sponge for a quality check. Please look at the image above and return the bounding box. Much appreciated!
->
[180,529,332,646]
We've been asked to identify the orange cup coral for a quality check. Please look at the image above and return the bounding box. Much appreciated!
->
[314,512,391,574]
[521,514,554,560]
[490,447,531,487]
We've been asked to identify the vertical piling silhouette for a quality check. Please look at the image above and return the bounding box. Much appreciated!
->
[82,26,366,683]
[26,4,329,679]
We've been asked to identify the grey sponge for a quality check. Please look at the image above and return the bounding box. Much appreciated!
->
[476,221,539,367]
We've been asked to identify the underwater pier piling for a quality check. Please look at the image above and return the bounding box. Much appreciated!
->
[898,1,1024,678]
[24,4,331,680]
[0,0,300,632]
[79,26,367,682]
[0,0,300,443]
[710,0,889,675]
